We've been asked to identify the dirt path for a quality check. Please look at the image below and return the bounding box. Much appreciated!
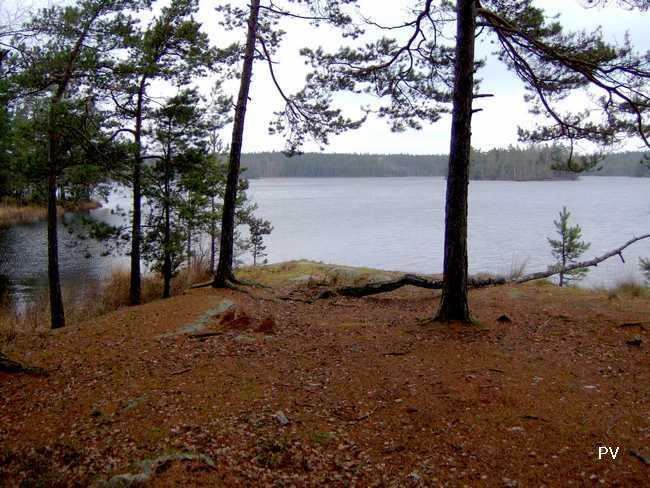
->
[1,264,649,486]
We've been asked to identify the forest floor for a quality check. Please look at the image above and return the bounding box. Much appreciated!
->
[1,261,649,487]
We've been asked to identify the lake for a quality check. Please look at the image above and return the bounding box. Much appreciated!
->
[1,176,649,304]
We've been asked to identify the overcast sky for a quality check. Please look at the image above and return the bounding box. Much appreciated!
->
[5,0,650,155]
[194,0,650,155]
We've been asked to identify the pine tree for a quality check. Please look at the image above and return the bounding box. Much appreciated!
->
[547,207,591,287]
[640,257,650,284]
[141,88,214,298]
[246,216,273,266]
[301,0,650,322]
[212,0,363,288]
[8,0,147,328]
[110,0,216,305]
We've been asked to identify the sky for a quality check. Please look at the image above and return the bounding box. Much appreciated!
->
[4,0,650,155]
[194,0,650,155]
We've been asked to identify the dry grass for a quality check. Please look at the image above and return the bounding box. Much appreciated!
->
[0,202,47,227]
[0,262,212,343]
[607,278,649,299]
[0,199,101,228]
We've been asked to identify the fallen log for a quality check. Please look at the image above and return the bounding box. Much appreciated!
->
[317,234,650,299]
[322,274,505,299]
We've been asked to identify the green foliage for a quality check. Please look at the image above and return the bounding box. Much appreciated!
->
[140,89,214,285]
[246,215,273,266]
[640,257,650,284]
[547,207,591,286]
[240,145,646,179]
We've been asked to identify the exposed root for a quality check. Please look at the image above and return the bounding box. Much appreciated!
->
[0,352,47,376]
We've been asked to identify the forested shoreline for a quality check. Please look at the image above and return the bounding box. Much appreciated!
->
[242,147,650,179]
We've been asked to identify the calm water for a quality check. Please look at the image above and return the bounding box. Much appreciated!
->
[1,176,649,304]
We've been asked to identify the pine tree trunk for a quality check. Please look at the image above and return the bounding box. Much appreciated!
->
[43,7,100,329]
[435,0,476,323]
[213,0,261,287]
[162,177,172,299]
[47,142,65,329]
[210,196,216,274]
[187,227,192,268]
[130,81,146,305]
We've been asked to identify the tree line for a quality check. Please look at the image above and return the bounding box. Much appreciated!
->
[1,0,649,328]
[241,147,650,179]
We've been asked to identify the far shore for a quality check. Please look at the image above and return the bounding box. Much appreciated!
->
[0,199,102,228]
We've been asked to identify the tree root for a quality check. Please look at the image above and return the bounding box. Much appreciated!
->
[0,352,47,375]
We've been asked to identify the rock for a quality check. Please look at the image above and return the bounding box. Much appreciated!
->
[93,453,215,488]
[502,478,518,487]
[497,314,512,323]
[509,426,525,433]
[257,316,276,334]
[159,299,234,338]
[233,335,256,344]
[407,471,422,483]
[274,411,290,426]
[406,405,419,414]
[289,274,321,286]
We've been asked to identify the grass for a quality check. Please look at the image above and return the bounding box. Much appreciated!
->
[237,259,404,287]
[0,263,212,343]
[607,278,649,300]
[0,202,47,227]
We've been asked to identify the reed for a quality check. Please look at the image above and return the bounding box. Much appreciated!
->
[607,278,648,300]
[0,260,212,343]
[0,203,47,227]
[0,199,101,228]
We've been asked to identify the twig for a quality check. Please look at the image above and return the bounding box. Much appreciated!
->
[190,280,213,289]
[170,367,191,376]
[187,332,224,340]
[629,449,650,466]
[619,322,646,329]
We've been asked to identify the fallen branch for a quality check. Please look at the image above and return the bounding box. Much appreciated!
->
[315,234,650,299]
[514,234,650,284]
[190,280,213,289]
[170,367,192,376]
[318,274,504,299]
[187,332,224,340]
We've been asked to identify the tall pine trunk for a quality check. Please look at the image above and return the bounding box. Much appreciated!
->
[162,207,172,298]
[130,80,146,305]
[435,0,476,323]
[47,131,65,329]
[210,196,216,274]
[44,9,100,329]
[213,0,260,287]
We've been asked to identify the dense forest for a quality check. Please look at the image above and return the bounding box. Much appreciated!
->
[242,147,650,179]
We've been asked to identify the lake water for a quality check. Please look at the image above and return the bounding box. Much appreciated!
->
[1,176,649,304]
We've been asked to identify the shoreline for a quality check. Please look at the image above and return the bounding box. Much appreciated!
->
[0,199,102,228]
